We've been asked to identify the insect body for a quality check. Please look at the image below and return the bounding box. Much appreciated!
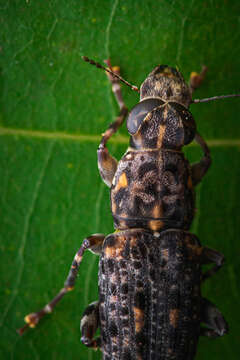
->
[19,59,237,359]
[86,62,228,359]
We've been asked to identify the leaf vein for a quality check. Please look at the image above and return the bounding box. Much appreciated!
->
[0,141,55,328]
[0,126,240,147]
[105,0,119,57]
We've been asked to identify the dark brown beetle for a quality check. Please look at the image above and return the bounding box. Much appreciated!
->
[19,58,239,359]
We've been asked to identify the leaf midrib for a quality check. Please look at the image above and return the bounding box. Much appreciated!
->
[1,126,240,146]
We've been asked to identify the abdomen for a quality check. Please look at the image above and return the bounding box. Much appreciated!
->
[99,229,201,360]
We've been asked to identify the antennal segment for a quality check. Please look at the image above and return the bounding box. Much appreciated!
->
[82,56,140,92]
[193,93,240,104]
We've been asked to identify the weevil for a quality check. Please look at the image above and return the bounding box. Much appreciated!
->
[19,58,240,359]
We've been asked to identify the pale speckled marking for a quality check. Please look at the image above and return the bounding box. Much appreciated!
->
[74,253,82,263]
[111,336,118,347]
[110,295,118,303]
[126,153,133,160]
[154,81,164,92]
[43,304,52,313]
[161,248,169,261]
[112,174,117,186]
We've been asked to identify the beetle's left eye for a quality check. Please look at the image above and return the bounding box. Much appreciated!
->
[127,98,164,135]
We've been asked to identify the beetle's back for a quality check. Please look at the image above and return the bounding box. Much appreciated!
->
[111,149,194,231]
[99,229,201,360]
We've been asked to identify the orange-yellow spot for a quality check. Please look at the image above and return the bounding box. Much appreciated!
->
[114,172,128,192]
[105,234,127,258]
[186,235,203,258]
[190,71,199,79]
[152,205,163,218]
[169,309,179,328]
[161,248,169,261]
[105,246,116,258]
[157,124,166,148]
[24,314,37,328]
[112,66,120,73]
[148,219,164,231]
[134,307,144,332]
[119,172,128,187]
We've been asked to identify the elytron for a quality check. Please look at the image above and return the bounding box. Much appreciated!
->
[19,57,239,359]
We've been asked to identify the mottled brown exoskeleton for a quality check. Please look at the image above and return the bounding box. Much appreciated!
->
[19,58,239,359]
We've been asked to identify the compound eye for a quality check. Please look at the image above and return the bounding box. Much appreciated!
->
[127,98,164,135]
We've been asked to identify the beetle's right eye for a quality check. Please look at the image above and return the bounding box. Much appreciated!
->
[127,98,164,135]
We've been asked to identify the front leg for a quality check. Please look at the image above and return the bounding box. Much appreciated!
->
[199,246,225,282]
[189,65,208,96]
[200,297,228,337]
[98,60,129,187]
[188,66,211,186]
[191,132,211,186]
[186,235,224,282]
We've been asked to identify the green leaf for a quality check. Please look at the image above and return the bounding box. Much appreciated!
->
[1,1,240,359]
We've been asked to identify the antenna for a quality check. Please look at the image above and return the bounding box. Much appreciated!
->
[193,93,240,104]
[82,56,140,92]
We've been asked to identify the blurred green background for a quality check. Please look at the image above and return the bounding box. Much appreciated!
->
[0,0,240,359]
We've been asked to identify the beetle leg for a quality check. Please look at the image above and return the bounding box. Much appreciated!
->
[80,301,101,350]
[189,66,208,95]
[200,246,225,282]
[18,234,105,335]
[200,297,228,337]
[97,146,118,188]
[191,132,211,186]
[104,59,128,111]
[186,236,224,282]
[97,60,129,188]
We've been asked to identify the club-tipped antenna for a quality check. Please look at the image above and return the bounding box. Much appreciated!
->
[193,93,240,104]
[82,56,140,92]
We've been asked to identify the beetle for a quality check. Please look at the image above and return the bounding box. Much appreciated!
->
[19,58,239,359]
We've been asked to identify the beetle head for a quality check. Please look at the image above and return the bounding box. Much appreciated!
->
[140,65,192,108]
